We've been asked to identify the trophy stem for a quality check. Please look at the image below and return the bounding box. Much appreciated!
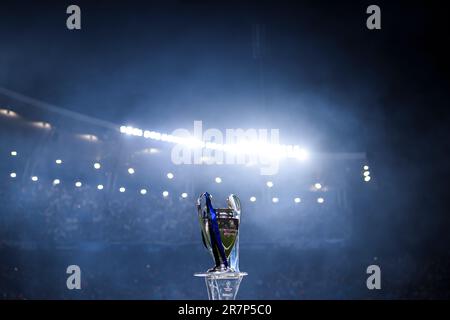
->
[194,272,247,300]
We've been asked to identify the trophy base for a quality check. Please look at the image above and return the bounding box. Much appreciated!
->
[194,271,247,300]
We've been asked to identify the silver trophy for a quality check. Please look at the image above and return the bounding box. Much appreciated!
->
[194,192,247,300]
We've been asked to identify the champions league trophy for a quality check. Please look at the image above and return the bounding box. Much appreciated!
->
[194,192,247,300]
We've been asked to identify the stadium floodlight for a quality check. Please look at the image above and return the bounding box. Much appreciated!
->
[0,109,18,117]
[363,165,369,170]
[364,176,371,182]
[119,125,311,162]
[140,188,147,195]
[181,192,188,199]
[250,196,256,202]
[33,121,51,129]
[11,151,17,156]
[119,187,126,193]
[94,162,101,169]
[31,176,38,182]
[167,172,174,180]
[75,181,82,188]
[10,172,16,178]
[55,159,62,165]
[314,183,322,190]
[144,130,162,141]
[53,179,60,185]
[294,197,301,203]
[128,167,135,175]
[77,134,98,142]
[162,191,169,197]
[266,181,274,188]
[120,126,143,137]
[272,197,279,203]
[97,184,104,190]
[317,197,324,204]
[363,171,370,176]
[215,177,222,184]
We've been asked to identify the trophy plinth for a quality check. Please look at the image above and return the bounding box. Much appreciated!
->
[195,193,247,300]
[194,272,247,300]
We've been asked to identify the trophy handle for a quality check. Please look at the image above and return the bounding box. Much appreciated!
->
[197,193,213,253]
[227,194,241,272]
[201,231,208,249]
[227,194,241,218]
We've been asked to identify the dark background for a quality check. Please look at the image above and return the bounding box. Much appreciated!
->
[0,0,449,299]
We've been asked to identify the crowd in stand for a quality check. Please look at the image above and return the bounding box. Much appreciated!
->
[2,179,449,299]
[0,181,197,245]
[0,179,348,246]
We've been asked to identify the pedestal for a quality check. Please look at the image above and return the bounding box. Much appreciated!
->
[194,272,247,300]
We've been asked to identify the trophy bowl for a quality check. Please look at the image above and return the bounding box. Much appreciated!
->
[200,209,239,266]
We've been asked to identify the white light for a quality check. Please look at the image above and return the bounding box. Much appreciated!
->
[266,181,274,188]
[272,197,279,203]
[77,134,98,142]
[296,148,310,161]
[11,151,17,156]
[162,191,169,197]
[364,176,371,182]
[119,124,310,161]
[31,176,38,182]
[10,172,16,178]
[167,172,174,180]
[119,187,126,193]
[363,171,370,176]
[314,183,322,190]
[317,197,324,204]
[149,148,159,154]
[55,159,62,165]
[140,188,147,195]
[0,109,18,117]
[121,126,143,136]
[53,179,60,185]
[97,184,104,190]
[215,177,222,184]
[33,121,51,129]
[75,181,82,188]
[363,165,369,170]
[128,167,135,175]
[94,162,101,169]
[181,192,188,199]
[294,197,301,203]
[250,196,256,202]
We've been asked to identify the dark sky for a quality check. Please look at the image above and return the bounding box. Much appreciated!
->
[1,0,442,147]
[1,0,449,250]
